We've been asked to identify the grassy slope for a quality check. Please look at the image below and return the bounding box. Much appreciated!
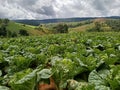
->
[7,21,35,31]
[69,19,113,33]
[7,18,116,36]
[69,23,94,32]
[6,21,49,36]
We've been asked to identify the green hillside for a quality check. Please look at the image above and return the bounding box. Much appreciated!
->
[6,21,35,33]
[8,19,120,35]
[69,23,94,32]
[7,21,51,35]
[7,21,35,31]
[69,18,120,32]
[0,18,120,37]
[0,19,50,37]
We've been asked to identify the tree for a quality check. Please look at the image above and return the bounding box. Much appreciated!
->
[54,24,68,33]
[11,32,17,37]
[87,22,103,32]
[94,22,102,32]
[0,25,7,36]
[7,30,17,37]
[3,18,9,26]
[19,29,29,36]
[7,30,12,37]
[63,24,68,33]
[35,25,44,31]
[106,20,120,31]
[0,19,2,24]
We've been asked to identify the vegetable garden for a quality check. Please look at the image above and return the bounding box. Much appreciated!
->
[0,32,120,90]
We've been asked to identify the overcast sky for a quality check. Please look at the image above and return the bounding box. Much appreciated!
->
[0,0,120,20]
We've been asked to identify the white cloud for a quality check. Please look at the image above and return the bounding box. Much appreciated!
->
[0,0,119,19]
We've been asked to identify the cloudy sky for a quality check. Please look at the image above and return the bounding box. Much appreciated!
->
[0,0,120,20]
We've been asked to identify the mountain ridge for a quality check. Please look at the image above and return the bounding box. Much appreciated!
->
[13,16,120,26]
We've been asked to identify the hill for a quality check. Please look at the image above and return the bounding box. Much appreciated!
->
[1,17,120,37]
[0,19,50,37]
[13,16,120,26]
[13,17,94,26]
[45,18,120,32]
[68,18,120,32]
[6,21,35,32]
[8,21,50,36]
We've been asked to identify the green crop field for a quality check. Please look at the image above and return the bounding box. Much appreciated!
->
[0,32,120,90]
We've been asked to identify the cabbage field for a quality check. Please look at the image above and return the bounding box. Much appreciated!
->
[0,32,120,90]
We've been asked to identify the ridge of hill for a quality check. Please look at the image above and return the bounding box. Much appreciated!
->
[13,16,120,26]
[1,17,120,37]
[7,21,48,36]
[0,20,50,36]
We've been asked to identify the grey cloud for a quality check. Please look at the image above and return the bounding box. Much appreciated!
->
[92,0,106,11]
[36,6,56,16]
[20,0,37,6]
[92,0,108,15]
[0,0,120,19]
[7,0,37,6]
[91,0,120,16]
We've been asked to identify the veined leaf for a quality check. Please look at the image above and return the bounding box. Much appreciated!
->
[9,69,36,90]
[88,69,111,90]
[0,86,10,90]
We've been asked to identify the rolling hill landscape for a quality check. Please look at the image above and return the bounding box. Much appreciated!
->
[0,16,120,37]
[7,21,51,36]
[14,16,120,26]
